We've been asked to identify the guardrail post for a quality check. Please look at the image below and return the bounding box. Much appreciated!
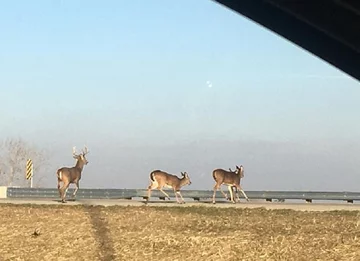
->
[0,187,7,199]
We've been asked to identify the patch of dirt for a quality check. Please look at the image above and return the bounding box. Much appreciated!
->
[1,204,360,261]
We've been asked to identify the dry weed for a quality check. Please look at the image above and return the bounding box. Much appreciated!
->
[0,204,359,261]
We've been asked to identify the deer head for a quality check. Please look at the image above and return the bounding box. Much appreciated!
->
[181,171,192,185]
[235,165,244,178]
[72,146,89,165]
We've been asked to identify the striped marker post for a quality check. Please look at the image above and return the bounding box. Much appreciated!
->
[26,159,33,188]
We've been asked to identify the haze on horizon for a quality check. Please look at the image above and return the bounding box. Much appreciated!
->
[1,1,359,191]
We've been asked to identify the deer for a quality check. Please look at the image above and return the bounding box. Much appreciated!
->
[147,170,192,204]
[212,165,249,204]
[56,146,89,203]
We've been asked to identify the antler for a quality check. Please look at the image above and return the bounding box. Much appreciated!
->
[82,145,89,155]
[72,146,78,157]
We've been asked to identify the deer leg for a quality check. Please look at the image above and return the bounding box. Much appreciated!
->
[147,182,156,202]
[147,187,152,202]
[213,183,227,203]
[57,181,62,197]
[213,184,219,204]
[64,184,70,201]
[235,184,249,201]
[158,188,171,200]
[179,192,185,204]
[219,186,230,200]
[240,188,249,202]
[175,190,185,204]
[233,186,241,202]
[174,189,181,204]
[72,182,79,198]
[228,186,235,203]
[59,183,70,203]
[59,185,65,202]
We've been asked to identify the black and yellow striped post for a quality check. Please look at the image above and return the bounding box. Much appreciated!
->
[26,159,34,188]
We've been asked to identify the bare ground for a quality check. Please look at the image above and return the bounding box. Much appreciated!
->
[1,203,360,261]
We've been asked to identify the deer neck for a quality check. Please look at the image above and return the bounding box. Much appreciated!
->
[74,160,85,172]
[179,177,188,187]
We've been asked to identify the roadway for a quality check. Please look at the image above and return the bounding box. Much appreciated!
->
[1,198,360,212]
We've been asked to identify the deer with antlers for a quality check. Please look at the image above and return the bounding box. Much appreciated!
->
[212,165,249,204]
[56,146,89,203]
[147,170,192,204]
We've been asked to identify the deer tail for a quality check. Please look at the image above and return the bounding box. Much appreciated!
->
[212,170,217,181]
[150,171,156,182]
[150,170,161,182]
[57,169,62,180]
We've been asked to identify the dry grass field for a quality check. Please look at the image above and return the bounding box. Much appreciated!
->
[1,203,360,261]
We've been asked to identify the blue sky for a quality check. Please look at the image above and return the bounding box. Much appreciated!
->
[1,1,360,190]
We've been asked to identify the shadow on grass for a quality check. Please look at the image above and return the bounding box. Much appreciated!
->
[82,205,116,261]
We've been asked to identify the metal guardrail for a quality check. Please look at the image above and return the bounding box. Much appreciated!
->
[4,187,360,203]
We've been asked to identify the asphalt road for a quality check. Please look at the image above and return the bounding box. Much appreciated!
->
[1,198,360,212]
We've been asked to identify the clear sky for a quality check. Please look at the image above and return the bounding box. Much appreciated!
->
[1,0,359,191]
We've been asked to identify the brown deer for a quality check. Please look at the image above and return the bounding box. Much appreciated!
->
[212,165,249,204]
[147,170,192,204]
[56,146,89,203]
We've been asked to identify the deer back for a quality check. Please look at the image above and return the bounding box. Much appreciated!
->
[150,170,180,186]
[212,168,241,185]
[58,166,82,182]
